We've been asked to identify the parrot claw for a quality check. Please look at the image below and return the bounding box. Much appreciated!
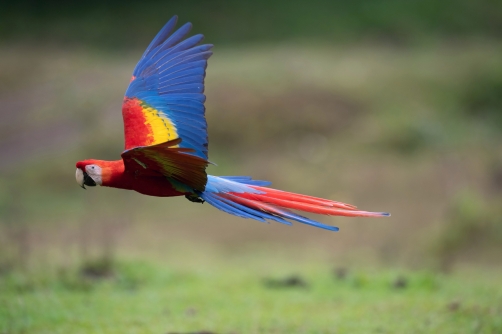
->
[185,194,205,204]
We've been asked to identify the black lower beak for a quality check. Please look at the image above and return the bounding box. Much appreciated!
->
[83,172,97,188]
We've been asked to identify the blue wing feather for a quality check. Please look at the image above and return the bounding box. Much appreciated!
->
[159,75,204,87]
[152,34,205,62]
[125,16,212,160]
[133,16,179,75]
[157,52,212,75]
[159,83,204,94]
[158,62,207,80]
[151,22,193,55]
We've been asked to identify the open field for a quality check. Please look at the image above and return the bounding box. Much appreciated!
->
[2,247,502,334]
[1,35,502,333]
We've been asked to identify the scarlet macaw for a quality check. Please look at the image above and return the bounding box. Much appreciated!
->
[75,16,389,231]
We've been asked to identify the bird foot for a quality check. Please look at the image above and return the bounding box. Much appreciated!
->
[185,194,205,204]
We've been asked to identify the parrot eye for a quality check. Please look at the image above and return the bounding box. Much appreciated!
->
[84,164,103,186]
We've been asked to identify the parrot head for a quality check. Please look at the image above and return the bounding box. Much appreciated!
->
[75,160,103,189]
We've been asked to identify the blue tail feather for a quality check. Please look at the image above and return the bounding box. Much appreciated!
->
[202,175,340,231]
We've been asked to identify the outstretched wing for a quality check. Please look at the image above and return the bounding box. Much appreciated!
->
[121,138,208,192]
[121,16,212,188]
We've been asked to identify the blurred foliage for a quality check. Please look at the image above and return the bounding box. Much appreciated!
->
[463,70,502,128]
[378,121,440,155]
[430,191,502,272]
[0,257,162,293]
[2,0,502,47]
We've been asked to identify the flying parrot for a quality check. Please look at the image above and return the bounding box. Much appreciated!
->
[75,16,390,231]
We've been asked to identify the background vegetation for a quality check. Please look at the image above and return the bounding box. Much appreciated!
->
[1,1,502,333]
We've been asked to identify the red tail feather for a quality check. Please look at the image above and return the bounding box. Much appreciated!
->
[221,193,287,216]
[231,186,388,218]
[251,186,358,210]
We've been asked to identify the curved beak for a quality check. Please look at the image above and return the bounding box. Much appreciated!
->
[76,168,85,189]
[76,168,96,189]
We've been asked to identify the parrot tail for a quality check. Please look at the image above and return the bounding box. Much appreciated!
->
[200,175,390,231]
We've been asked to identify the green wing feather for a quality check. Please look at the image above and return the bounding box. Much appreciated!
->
[121,138,208,192]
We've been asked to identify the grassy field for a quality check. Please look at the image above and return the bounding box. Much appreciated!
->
[2,247,502,334]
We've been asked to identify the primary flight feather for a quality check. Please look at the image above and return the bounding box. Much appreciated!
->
[75,16,390,231]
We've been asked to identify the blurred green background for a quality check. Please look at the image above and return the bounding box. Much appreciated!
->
[1,1,502,333]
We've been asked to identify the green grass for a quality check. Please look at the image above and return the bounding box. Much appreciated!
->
[1,253,501,334]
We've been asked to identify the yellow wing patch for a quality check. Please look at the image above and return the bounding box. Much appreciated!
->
[141,105,179,147]
[122,97,179,150]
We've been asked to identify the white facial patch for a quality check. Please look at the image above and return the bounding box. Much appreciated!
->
[85,164,103,185]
